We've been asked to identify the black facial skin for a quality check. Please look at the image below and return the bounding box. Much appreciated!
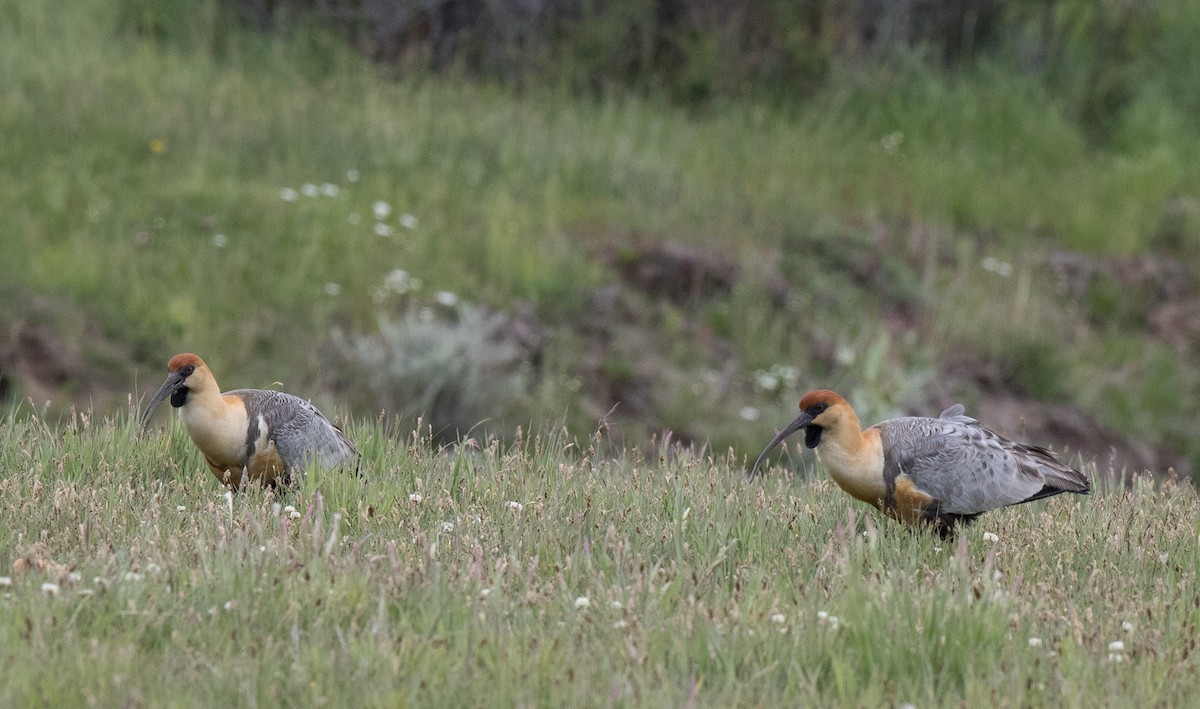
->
[170,386,189,407]
[805,425,823,448]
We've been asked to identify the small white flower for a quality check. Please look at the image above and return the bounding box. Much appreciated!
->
[77,588,95,597]
[41,582,60,596]
[753,371,779,391]
[479,588,491,598]
[779,626,789,634]
[1107,640,1125,653]
[983,532,999,543]
[283,505,296,515]
[613,620,627,629]
[124,572,143,582]
[771,613,786,624]
[176,505,186,512]
[0,576,11,588]
[374,222,393,237]
[324,282,341,296]
[827,616,840,629]
[816,611,829,621]
[67,572,82,583]
[224,600,236,611]
[346,169,360,183]
[1108,653,1125,663]
[507,501,524,513]
[347,212,361,225]
[288,509,301,520]
[399,213,418,229]
[373,201,392,220]
[1028,637,1043,648]
[574,596,590,609]
[1122,621,1134,632]
[279,187,298,202]
[212,233,228,248]
[434,290,459,307]
[384,269,410,293]
[739,406,760,421]
[981,256,1013,278]
[320,183,339,197]
[301,183,319,197]
[409,492,423,503]
[442,522,454,532]
[610,600,623,610]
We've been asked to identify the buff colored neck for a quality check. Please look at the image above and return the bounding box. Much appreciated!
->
[814,409,886,508]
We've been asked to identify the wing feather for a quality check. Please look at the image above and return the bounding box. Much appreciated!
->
[875,407,1089,516]
[227,389,358,473]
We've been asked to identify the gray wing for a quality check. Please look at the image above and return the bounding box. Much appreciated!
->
[875,405,1089,515]
[229,389,358,472]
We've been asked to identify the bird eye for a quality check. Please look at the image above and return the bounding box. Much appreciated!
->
[808,402,828,415]
[181,365,195,376]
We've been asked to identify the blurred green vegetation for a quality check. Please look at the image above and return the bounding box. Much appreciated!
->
[0,0,1197,474]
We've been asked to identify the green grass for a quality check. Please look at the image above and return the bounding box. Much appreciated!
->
[1,411,1197,706]
[2,0,1199,470]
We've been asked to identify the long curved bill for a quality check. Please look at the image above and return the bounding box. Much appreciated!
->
[747,411,813,482]
[140,371,186,432]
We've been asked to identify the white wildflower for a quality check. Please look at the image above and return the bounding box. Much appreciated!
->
[610,600,623,610]
[983,532,999,543]
[816,611,828,621]
[374,222,393,237]
[399,213,418,229]
[1108,640,1125,653]
[442,522,454,532]
[981,256,1013,278]
[1108,653,1125,663]
[479,588,491,598]
[574,596,590,609]
[1028,637,1043,648]
[301,183,319,197]
[67,572,82,583]
[613,620,627,629]
[320,183,339,197]
[373,201,392,221]
[124,572,143,582]
[288,509,301,520]
[346,169,360,183]
[224,600,236,611]
[323,282,341,296]
[211,234,228,248]
[1122,621,1134,632]
[41,582,60,596]
[771,613,786,624]
[176,505,186,512]
[739,406,760,421]
[434,290,459,307]
[279,187,298,202]
[507,501,524,513]
[0,576,11,588]
[408,492,423,503]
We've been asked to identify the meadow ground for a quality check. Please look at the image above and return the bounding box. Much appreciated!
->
[1,410,1196,707]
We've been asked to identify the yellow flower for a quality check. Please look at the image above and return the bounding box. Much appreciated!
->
[149,138,166,154]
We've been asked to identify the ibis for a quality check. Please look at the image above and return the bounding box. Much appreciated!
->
[141,353,357,489]
[749,390,1090,537]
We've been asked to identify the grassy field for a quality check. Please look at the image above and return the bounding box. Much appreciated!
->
[1,409,1197,706]
[2,0,1198,471]
[3,4,1200,703]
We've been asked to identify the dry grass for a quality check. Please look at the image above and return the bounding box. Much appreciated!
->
[0,409,1196,706]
